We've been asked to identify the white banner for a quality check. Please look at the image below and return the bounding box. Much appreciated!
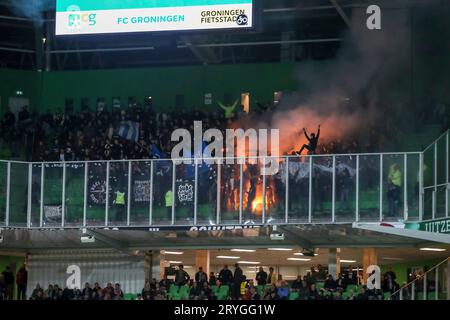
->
[56,4,253,35]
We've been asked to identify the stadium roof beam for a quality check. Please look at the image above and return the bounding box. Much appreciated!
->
[0,46,35,53]
[352,223,450,244]
[86,230,133,256]
[329,0,351,27]
[187,38,342,49]
[277,226,313,249]
[180,35,221,64]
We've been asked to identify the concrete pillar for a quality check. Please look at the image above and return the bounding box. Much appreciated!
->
[362,248,378,284]
[145,250,164,281]
[328,248,341,279]
[195,250,210,276]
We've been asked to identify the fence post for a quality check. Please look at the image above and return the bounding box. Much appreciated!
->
[356,155,359,222]
[5,162,10,227]
[27,163,32,228]
[380,154,383,222]
[285,157,289,224]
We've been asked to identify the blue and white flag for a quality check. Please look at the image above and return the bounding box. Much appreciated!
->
[118,121,139,143]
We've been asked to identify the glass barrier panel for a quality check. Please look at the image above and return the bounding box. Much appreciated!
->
[359,155,381,222]
[86,162,107,226]
[437,135,447,186]
[383,154,405,221]
[0,162,6,226]
[9,162,28,227]
[174,161,195,225]
[312,156,332,223]
[65,162,85,227]
[406,154,420,220]
[423,147,434,188]
[335,155,356,222]
[130,161,151,226]
[436,185,446,219]
[42,163,63,227]
[30,164,42,227]
[287,156,309,223]
[152,159,173,225]
[220,162,240,225]
[264,157,286,224]
[423,188,433,220]
[108,161,129,226]
[242,159,263,225]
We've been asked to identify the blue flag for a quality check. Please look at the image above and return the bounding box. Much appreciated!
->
[118,121,139,143]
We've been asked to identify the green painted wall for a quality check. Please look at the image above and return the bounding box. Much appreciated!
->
[0,254,26,300]
[0,69,41,115]
[38,62,297,112]
[381,257,445,285]
[0,63,297,114]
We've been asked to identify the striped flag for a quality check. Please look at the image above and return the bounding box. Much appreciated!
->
[118,121,139,143]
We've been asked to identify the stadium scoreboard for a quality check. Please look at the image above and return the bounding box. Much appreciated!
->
[55,0,254,35]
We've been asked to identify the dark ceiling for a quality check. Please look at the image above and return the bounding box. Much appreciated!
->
[0,0,417,70]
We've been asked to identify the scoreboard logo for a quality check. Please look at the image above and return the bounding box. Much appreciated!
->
[236,14,248,26]
[67,5,97,29]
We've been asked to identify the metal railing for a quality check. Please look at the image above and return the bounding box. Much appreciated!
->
[0,150,424,229]
[390,257,450,300]
[422,129,450,221]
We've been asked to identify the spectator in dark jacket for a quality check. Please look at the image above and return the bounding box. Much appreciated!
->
[174,265,190,286]
[1,266,14,300]
[218,265,233,286]
[16,264,28,300]
[255,267,268,286]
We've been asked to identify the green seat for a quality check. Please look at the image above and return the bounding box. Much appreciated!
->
[215,285,230,300]
[169,285,179,294]
[416,292,424,300]
[168,285,180,299]
[346,284,357,293]
[427,292,437,300]
[289,292,299,300]
[316,282,324,290]
[256,285,266,296]
[123,293,134,300]
[179,285,190,299]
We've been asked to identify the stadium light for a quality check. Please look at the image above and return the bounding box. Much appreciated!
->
[164,251,184,255]
[231,249,256,252]
[216,256,240,259]
[267,248,293,251]
[237,261,260,265]
[340,260,357,263]
[419,248,446,252]
[287,258,311,261]
[168,261,183,264]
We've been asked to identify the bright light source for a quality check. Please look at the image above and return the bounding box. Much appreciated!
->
[267,248,293,251]
[164,251,184,255]
[420,248,446,252]
[168,261,183,264]
[238,261,260,265]
[340,260,357,263]
[231,249,256,253]
[294,252,318,256]
[287,258,311,261]
[216,256,240,259]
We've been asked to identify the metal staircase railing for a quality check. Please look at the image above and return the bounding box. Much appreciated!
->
[390,257,450,300]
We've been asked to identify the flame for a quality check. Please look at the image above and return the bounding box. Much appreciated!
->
[252,196,263,212]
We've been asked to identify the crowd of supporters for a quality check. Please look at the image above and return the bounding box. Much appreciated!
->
[1,98,447,162]
[1,263,405,301]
